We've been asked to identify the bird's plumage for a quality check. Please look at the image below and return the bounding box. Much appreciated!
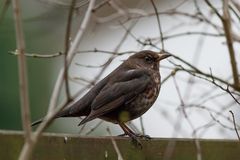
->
[79,69,151,125]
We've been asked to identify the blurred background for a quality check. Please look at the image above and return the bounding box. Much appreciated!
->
[0,0,239,139]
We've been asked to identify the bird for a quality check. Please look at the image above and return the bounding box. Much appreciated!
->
[32,50,171,147]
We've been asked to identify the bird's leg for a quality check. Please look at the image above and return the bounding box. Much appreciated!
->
[118,124,151,140]
[119,123,143,149]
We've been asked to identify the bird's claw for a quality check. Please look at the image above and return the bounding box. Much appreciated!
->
[118,133,151,140]
[130,134,152,149]
[117,133,143,148]
[135,134,151,140]
[131,136,143,149]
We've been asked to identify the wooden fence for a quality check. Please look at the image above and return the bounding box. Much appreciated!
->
[0,130,239,160]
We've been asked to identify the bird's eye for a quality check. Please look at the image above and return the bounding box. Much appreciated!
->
[144,56,153,63]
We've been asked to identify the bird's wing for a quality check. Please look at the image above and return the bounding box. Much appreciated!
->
[57,75,110,117]
[79,69,151,125]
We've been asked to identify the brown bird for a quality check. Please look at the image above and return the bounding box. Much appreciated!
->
[32,50,170,147]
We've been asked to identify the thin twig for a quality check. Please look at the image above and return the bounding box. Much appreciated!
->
[106,127,124,160]
[71,76,95,86]
[75,62,105,68]
[229,2,240,24]
[139,116,145,135]
[209,112,237,130]
[12,0,32,159]
[204,0,223,21]
[9,51,63,58]
[76,49,135,55]
[229,110,240,141]
[64,0,76,102]
[92,0,109,12]
[8,49,133,59]
[150,0,164,50]
[222,0,240,88]
[162,31,224,40]
[85,121,103,135]
[172,75,187,118]
[78,123,87,134]
[172,73,202,160]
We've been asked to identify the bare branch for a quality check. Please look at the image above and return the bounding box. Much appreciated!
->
[204,0,223,21]
[139,116,145,135]
[150,0,164,50]
[172,75,187,118]
[63,0,76,102]
[162,32,225,40]
[222,0,240,88]
[85,121,103,135]
[106,127,124,160]
[12,0,32,159]
[9,51,63,58]
[229,110,240,141]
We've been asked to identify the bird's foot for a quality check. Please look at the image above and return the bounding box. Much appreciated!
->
[130,134,152,149]
[131,134,152,148]
[118,133,151,148]
[135,134,151,140]
[117,133,143,148]
[118,133,151,139]
[130,136,143,149]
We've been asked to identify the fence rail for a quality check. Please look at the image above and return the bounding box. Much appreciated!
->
[0,130,239,160]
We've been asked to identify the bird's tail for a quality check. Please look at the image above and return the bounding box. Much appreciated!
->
[31,118,43,126]
[31,107,75,127]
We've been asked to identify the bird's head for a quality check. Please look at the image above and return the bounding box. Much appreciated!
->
[127,50,171,71]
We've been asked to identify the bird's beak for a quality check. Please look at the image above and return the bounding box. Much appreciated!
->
[157,51,171,61]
